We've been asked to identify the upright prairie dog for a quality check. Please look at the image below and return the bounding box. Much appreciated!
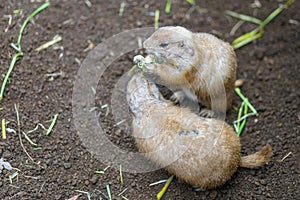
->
[142,26,237,113]
[126,73,272,189]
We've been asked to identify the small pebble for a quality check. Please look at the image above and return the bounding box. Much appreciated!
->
[208,190,218,199]
[234,79,246,87]
[259,179,267,185]
[90,175,98,185]
[63,163,72,169]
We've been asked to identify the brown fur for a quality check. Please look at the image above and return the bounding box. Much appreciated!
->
[127,74,272,189]
[143,26,237,112]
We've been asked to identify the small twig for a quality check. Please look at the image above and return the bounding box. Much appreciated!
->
[14,103,36,164]
[120,164,123,184]
[35,35,62,52]
[24,175,40,180]
[3,14,12,32]
[22,131,38,146]
[2,118,6,139]
[39,181,46,193]
[114,119,126,127]
[277,152,292,163]
[118,188,128,196]
[149,179,168,186]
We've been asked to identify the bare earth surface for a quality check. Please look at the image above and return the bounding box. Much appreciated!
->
[0,0,299,199]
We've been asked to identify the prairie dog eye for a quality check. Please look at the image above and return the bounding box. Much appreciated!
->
[159,43,169,48]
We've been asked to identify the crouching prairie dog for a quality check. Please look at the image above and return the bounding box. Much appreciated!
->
[141,26,237,114]
[126,73,272,189]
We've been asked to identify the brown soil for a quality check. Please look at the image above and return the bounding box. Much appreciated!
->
[0,0,299,199]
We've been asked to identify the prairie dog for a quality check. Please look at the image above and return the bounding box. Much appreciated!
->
[142,26,237,113]
[126,73,272,189]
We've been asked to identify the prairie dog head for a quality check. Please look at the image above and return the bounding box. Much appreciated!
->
[126,73,161,105]
[143,26,196,72]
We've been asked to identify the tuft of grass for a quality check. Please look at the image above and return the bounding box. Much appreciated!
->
[157,175,174,200]
[228,0,294,50]
[11,2,50,52]
[233,87,258,136]
[0,2,50,101]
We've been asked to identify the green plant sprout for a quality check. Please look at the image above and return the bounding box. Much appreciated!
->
[228,0,294,50]
[0,2,50,101]
[11,2,50,52]
[165,0,172,14]
[233,87,258,136]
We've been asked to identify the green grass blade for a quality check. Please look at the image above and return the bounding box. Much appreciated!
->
[260,0,294,28]
[237,101,245,129]
[237,98,249,136]
[154,10,160,30]
[234,88,258,115]
[232,28,259,46]
[119,1,125,16]
[232,28,264,50]
[106,185,112,200]
[225,10,262,25]
[186,0,195,5]
[165,0,172,14]
[157,175,174,200]
[237,116,247,136]
[120,164,123,184]
[46,114,59,136]
[13,2,50,52]
[0,52,23,100]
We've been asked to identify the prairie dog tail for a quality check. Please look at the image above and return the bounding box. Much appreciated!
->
[240,144,273,168]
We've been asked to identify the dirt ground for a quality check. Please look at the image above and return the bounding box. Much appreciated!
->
[0,0,299,199]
